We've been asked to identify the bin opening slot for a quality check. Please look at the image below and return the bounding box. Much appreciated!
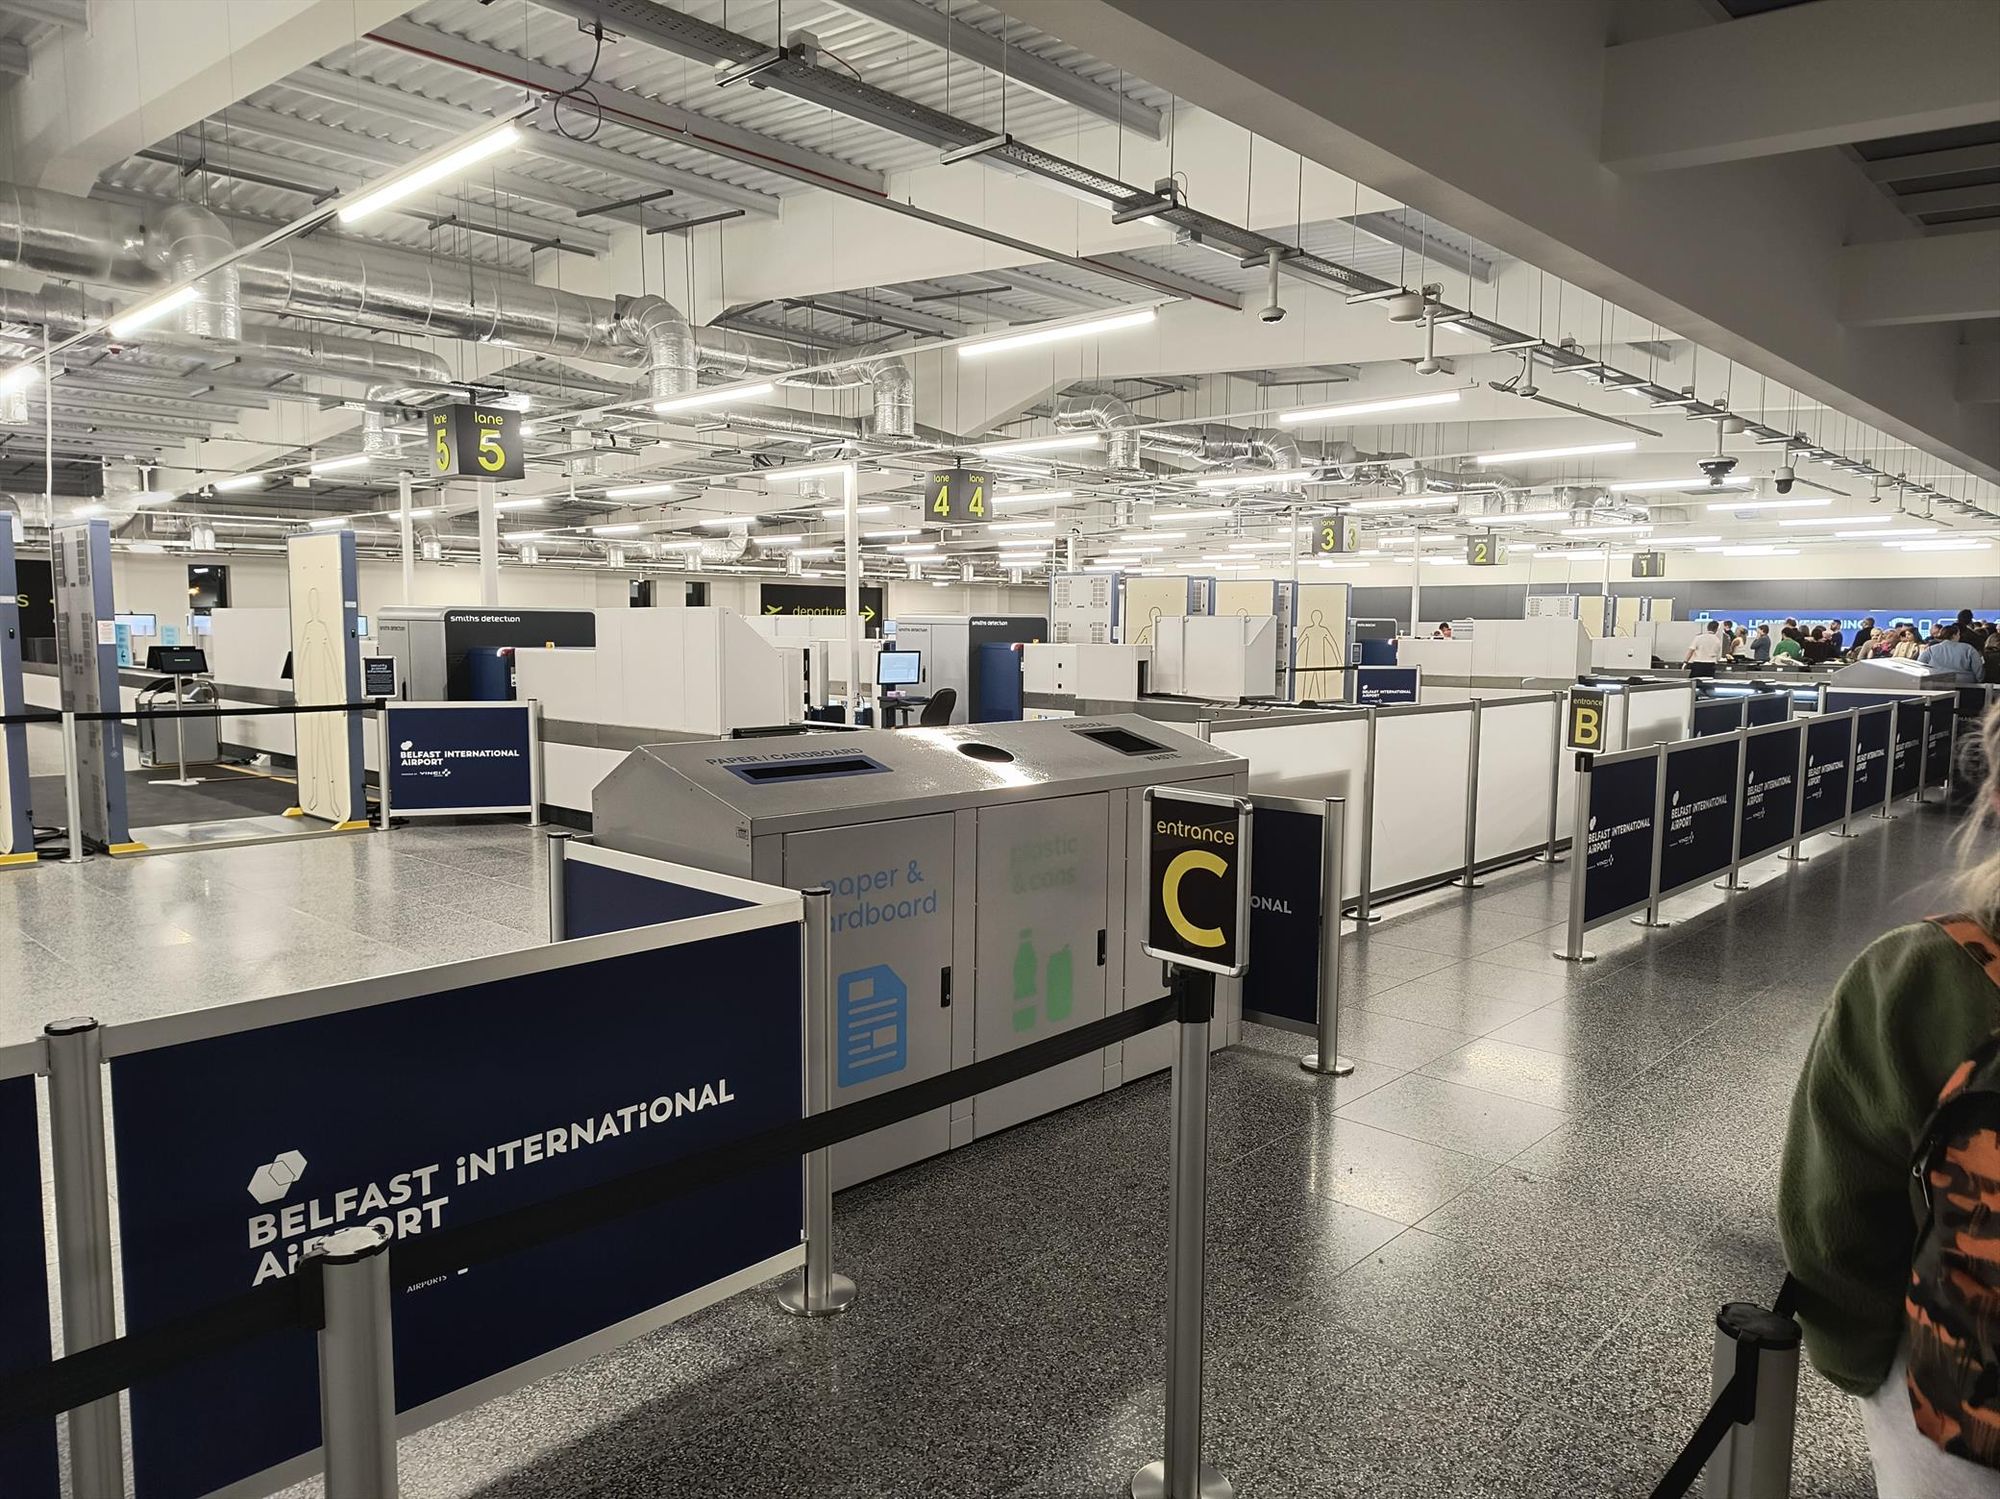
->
[724,754,888,784]
[1075,726,1168,756]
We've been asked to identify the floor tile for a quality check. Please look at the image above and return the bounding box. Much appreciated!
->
[1334,1071,1570,1163]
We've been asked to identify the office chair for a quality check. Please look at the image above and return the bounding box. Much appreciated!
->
[918,688,957,726]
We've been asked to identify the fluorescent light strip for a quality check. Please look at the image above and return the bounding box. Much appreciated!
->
[336,121,522,224]
[1195,467,1319,490]
[821,504,891,517]
[212,473,264,492]
[1475,440,1636,465]
[759,462,856,484]
[886,543,938,554]
[1126,531,1184,541]
[0,364,39,393]
[758,535,805,546]
[994,490,1074,506]
[974,434,1101,458]
[1227,541,1288,552]
[1781,514,1893,528]
[309,453,370,475]
[1848,527,1938,538]
[988,519,1055,532]
[1646,535,1721,546]
[653,382,775,415]
[107,285,200,338]
[998,538,1053,549]
[307,516,350,530]
[1278,390,1461,425]
[493,498,541,512]
[1704,497,1829,512]
[1697,545,1800,556]
[1340,494,1459,512]
[1608,477,1754,494]
[1481,510,1574,526]
[1562,524,1652,537]
[591,524,642,535]
[864,529,917,539]
[508,530,547,541]
[957,306,1155,361]
[1157,508,1234,522]
[1890,539,1991,552]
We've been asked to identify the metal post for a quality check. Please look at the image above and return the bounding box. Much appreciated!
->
[1631,743,1672,929]
[1714,731,1750,892]
[476,479,499,607]
[375,707,393,830]
[1700,1303,1801,1499]
[1914,702,1931,807]
[1353,706,1380,923]
[544,829,571,942]
[1452,700,1483,889]
[307,1225,399,1499]
[1778,721,1809,864]
[158,674,197,786]
[1536,691,1566,863]
[842,463,861,725]
[1131,970,1232,1499]
[1877,708,1896,820]
[60,708,85,863]
[525,700,544,827]
[1554,755,1596,963]
[44,1017,124,1499]
[780,888,857,1316]
[1301,799,1355,1077]
[1830,711,1861,839]
[397,471,415,605]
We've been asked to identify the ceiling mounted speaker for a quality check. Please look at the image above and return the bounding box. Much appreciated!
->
[1386,291,1427,323]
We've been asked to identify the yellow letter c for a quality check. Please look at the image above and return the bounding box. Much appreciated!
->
[1163,849,1228,948]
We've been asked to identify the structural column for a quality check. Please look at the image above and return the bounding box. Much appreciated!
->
[397,471,415,605]
[842,464,862,721]
[476,479,499,607]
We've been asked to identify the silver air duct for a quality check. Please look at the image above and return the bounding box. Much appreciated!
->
[865,359,913,439]
[150,202,238,341]
[615,294,697,402]
[362,386,402,462]
[1055,393,1145,470]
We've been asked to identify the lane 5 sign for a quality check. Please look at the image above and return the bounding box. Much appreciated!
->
[926,467,992,524]
[1568,685,1608,752]
[1141,785,1253,977]
[432,405,524,481]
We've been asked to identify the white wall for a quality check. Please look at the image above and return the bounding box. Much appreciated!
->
[104,552,1049,643]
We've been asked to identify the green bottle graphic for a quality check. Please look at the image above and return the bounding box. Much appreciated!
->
[1045,945,1073,1023]
[1012,929,1038,1032]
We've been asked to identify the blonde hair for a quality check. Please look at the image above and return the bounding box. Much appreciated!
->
[1957,710,2000,925]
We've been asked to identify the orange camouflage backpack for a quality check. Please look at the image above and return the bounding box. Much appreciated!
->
[1907,913,2000,1467]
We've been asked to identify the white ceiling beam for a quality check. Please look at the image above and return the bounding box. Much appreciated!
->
[1601,0,2000,173]
[825,0,1164,140]
[1841,230,2000,327]
[362,18,883,198]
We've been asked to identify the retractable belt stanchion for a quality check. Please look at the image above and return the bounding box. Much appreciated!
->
[1352,706,1380,923]
[1777,724,1810,864]
[1132,967,1231,1499]
[544,829,571,942]
[779,886,856,1317]
[1632,743,1672,930]
[1536,692,1565,863]
[306,1225,400,1499]
[1714,731,1750,892]
[1554,754,1595,964]
[1698,1304,1800,1499]
[375,708,393,829]
[1452,699,1483,890]
[1300,797,1354,1078]
[43,1016,125,1498]
[1831,713,1861,839]
[60,708,85,864]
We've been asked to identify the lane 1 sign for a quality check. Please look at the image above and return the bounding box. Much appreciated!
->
[1631,551,1667,579]
[1142,785,1252,977]
[431,405,525,481]
[925,467,993,524]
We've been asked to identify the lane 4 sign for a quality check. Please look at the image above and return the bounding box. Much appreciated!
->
[1141,785,1253,977]
[431,405,524,481]
[926,467,993,524]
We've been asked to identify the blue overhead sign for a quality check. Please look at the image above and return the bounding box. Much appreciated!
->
[108,927,803,1499]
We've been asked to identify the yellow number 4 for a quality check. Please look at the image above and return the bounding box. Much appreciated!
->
[967,480,985,519]
[932,481,951,518]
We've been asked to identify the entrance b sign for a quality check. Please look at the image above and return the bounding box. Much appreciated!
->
[1142,785,1252,977]
[1568,686,1608,752]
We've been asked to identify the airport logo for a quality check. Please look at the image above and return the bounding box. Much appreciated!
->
[247,1150,308,1205]
[401,739,414,751]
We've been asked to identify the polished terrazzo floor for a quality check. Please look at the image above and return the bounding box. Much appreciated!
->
[3,797,1944,1496]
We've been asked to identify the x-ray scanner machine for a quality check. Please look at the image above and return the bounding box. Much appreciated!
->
[592,715,1247,1186]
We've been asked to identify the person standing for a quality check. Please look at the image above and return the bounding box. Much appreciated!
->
[1851,617,1878,656]
[1751,623,1773,663]
[1921,625,1984,682]
[1686,619,1725,677]
[1780,709,2000,1497]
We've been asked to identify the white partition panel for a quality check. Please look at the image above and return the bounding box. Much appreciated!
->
[1475,698,1559,863]
[1211,718,1370,901]
[1625,685,1693,747]
[1370,710,1473,893]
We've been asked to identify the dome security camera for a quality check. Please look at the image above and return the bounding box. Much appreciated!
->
[1698,455,1738,485]
[1774,465,1795,494]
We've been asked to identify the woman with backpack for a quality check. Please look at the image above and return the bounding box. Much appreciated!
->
[1781,708,2000,1495]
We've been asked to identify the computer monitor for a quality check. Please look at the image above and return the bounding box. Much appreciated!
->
[877,649,922,687]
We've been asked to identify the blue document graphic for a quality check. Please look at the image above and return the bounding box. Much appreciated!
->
[836,964,908,1086]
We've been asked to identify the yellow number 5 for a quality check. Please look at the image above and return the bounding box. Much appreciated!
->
[477,428,506,473]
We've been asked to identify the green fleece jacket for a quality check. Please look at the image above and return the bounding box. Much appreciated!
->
[1779,922,2000,1395]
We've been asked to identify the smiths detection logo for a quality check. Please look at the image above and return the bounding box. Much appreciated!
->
[247,1150,308,1205]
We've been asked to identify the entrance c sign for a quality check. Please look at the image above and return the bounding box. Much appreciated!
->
[1142,785,1253,977]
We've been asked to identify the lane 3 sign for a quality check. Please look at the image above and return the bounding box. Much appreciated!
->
[1141,785,1252,977]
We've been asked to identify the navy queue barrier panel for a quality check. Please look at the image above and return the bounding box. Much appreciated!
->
[1556,700,1931,962]
[0,1042,58,1499]
[97,870,805,1499]
[378,700,542,823]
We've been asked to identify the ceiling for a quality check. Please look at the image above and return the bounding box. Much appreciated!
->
[0,0,1990,586]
